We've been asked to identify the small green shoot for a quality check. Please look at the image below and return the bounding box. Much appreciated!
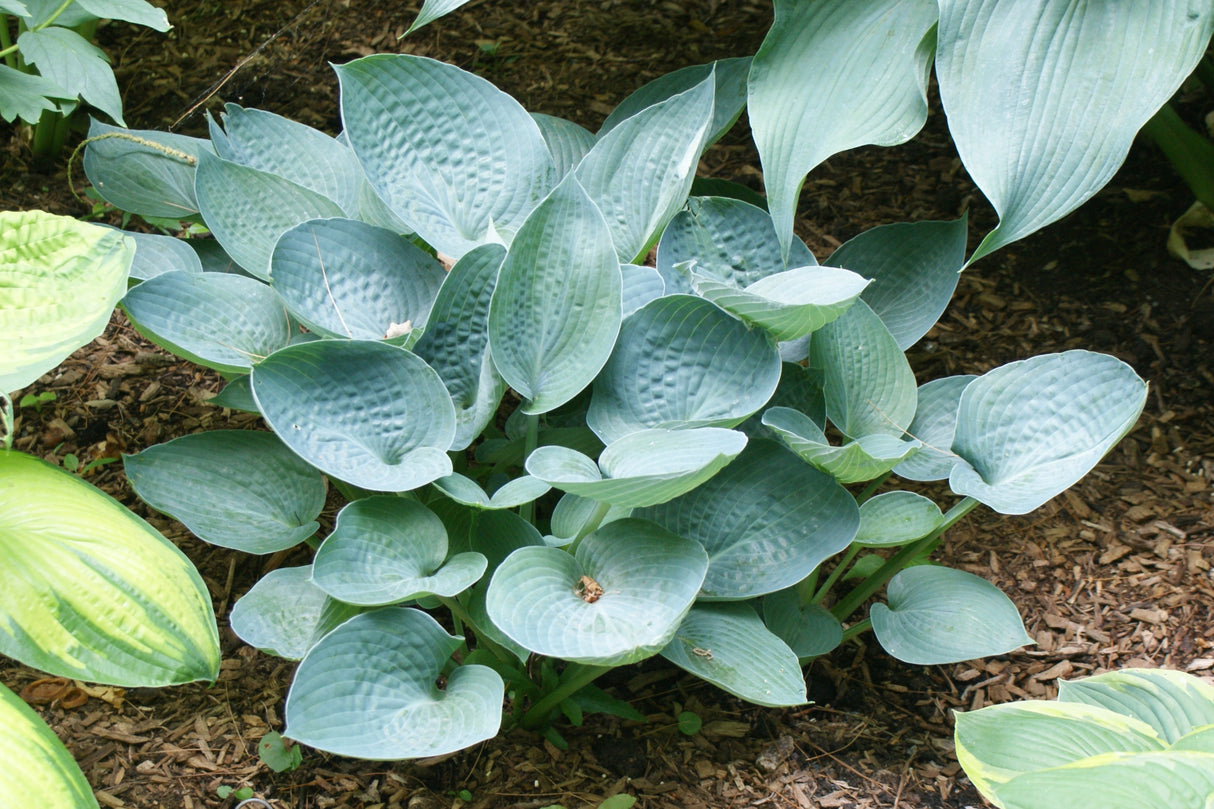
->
[676,710,703,736]
[18,391,56,412]
[257,731,303,773]
[216,785,254,800]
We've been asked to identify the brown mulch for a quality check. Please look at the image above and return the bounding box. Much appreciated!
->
[3,1,1214,807]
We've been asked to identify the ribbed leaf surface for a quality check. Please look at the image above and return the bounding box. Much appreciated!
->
[531,113,595,178]
[1058,669,1214,746]
[229,565,335,660]
[893,375,976,482]
[762,589,843,660]
[0,682,98,809]
[84,121,211,218]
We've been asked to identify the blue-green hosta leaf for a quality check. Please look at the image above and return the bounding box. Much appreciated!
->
[601,57,751,149]
[894,375,976,482]
[84,121,212,218]
[531,113,596,178]
[749,0,937,257]
[992,751,1214,809]
[123,229,203,281]
[76,0,171,30]
[1058,669,1214,746]
[0,451,219,686]
[251,340,456,492]
[432,473,551,511]
[661,602,806,707]
[0,211,132,393]
[271,218,445,340]
[620,263,664,317]
[690,265,869,342]
[938,1,1214,264]
[312,497,486,606]
[810,299,917,438]
[488,174,622,414]
[870,565,1032,665]
[195,153,346,280]
[485,519,709,666]
[826,216,968,349]
[18,28,124,123]
[576,74,714,262]
[0,1,28,19]
[527,428,747,509]
[0,682,98,809]
[762,588,843,660]
[0,64,71,124]
[656,197,817,291]
[16,0,92,26]
[414,244,506,450]
[286,608,504,759]
[337,54,558,258]
[209,104,361,213]
[229,566,336,660]
[761,407,920,484]
[635,440,858,600]
[124,430,325,554]
[121,271,289,374]
[854,491,944,548]
[949,351,1147,515]
[405,0,471,34]
[548,492,631,545]
[955,701,1165,799]
[210,375,257,412]
[587,295,781,443]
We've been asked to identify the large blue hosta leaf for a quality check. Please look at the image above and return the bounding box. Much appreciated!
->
[83,121,213,218]
[228,565,345,661]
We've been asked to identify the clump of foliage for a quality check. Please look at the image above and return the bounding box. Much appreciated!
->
[78,0,1209,762]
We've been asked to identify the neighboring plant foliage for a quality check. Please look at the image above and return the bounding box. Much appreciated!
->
[955,668,1214,809]
[77,0,1208,762]
[0,210,220,809]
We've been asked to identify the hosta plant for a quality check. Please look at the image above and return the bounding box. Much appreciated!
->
[955,668,1214,809]
[77,0,1210,761]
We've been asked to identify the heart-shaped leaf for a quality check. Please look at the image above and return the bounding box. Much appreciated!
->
[893,375,976,482]
[124,430,326,554]
[251,340,456,492]
[485,519,708,665]
[229,565,345,660]
[84,120,212,218]
[0,682,98,809]
[854,491,944,547]
[762,589,843,660]
[286,608,504,759]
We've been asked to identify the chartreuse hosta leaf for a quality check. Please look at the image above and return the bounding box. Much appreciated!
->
[853,491,943,548]
[587,295,781,443]
[485,519,708,666]
[0,451,220,686]
[826,216,968,350]
[84,121,213,218]
[209,104,361,214]
[125,229,203,281]
[0,210,132,393]
[123,430,326,554]
[432,473,551,511]
[527,428,747,509]
[761,407,920,484]
[636,440,858,600]
[531,113,595,179]
[894,375,976,482]
[312,497,487,606]
[938,1,1214,264]
[251,340,456,492]
[949,351,1147,515]
[229,565,350,660]
[121,271,291,375]
[661,602,806,708]
[195,152,345,279]
[870,565,1031,665]
[762,589,843,660]
[993,751,1214,809]
[271,218,446,341]
[488,174,622,414]
[749,0,937,257]
[0,682,98,809]
[1057,668,1214,745]
[575,73,714,262]
[286,608,504,759]
[414,243,508,450]
[337,54,558,258]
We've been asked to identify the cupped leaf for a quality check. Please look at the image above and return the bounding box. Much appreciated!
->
[749,0,937,256]
[251,340,456,492]
[485,519,709,666]
[938,0,1214,264]
[488,174,622,414]
[0,451,220,686]
[0,682,98,809]
[762,407,920,484]
[432,473,551,511]
[124,430,326,554]
[587,295,781,444]
[84,121,212,218]
[531,113,596,178]
[854,491,944,548]
[826,216,968,349]
[949,351,1147,514]
[1057,668,1214,745]
[635,440,859,600]
[18,27,124,123]
[576,73,714,261]
[870,565,1032,665]
[0,210,132,393]
[312,497,486,606]
[229,565,340,660]
[337,54,558,258]
[526,427,747,509]
[893,375,976,482]
[286,608,504,759]
[661,602,807,707]
[271,218,446,340]
[992,751,1214,809]
[124,229,203,281]
[762,588,844,660]
[121,270,291,374]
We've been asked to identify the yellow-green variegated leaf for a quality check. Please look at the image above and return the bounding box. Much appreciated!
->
[0,451,220,686]
[0,681,98,809]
